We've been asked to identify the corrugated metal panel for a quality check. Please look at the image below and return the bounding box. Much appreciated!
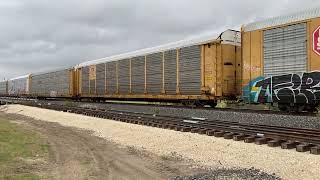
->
[131,56,145,94]
[31,69,70,97]
[263,23,307,77]
[96,63,105,95]
[106,62,117,94]
[76,30,240,68]
[179,45,201,95]
[243,7,320,32]
[82,67,89,95]
[164,50,177,95]
[118,59,130,94]
[0,81,7,95]
[89,80,95,94]
[147,52,162,94]
[8,77,28,95]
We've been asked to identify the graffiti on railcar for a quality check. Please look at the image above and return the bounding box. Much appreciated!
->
[244,71,320,104]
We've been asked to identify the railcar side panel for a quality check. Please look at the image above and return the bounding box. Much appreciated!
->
[221,44,237,96]
[106,61,117,94]
[118,59,130,94]
[203,44,216,95]
[242,30,251,89]
[236,46,242,95]
[73,68,79,96]
[30,69,72,97]
[164,50,177,95]
[241,30,263,88]
[146,52,162,94]
[69,70,76,96]
[81,66,89,95]
[77,68,82,95]
[89,65,96,95]
[96,63,105,95]
[131,56,145,94]
[242,16,320,105]
[0,81,8,96]
[8,76,29,96]
[203,43,240,98]
[179,45,201,95]
[215,43,223,97]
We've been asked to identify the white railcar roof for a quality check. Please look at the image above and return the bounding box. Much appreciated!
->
[31,66,73,76]
[9,74,30,81]
[76,29,241,68]
[6,66,72,80]
[243,7,320,32]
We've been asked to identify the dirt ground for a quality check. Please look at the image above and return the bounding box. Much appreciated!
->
[0,113,197,180]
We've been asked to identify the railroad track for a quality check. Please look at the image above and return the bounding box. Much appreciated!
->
[65,100,317,117]
[4,98,320,155]
[0,97,316,117]
[98,101,317,117]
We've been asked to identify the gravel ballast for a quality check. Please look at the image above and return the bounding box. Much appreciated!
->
[56,101,320,130]
[172,167,281,180]
[4,104,320,180]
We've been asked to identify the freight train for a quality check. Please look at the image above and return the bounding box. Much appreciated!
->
[1,7,320,112]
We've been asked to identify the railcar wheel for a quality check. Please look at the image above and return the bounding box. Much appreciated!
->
[195,100,206,107]
[294,105,305,113]
[279,104,305,112]
[304,104,317,112]
[181,100,196,107]
[278,104,289,112]
[208,102,217,108]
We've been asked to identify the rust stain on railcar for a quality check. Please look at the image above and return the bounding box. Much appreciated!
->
[235,46,242,95]
[89,65,97,95]
[203,42,240,97]
[89,65,96,80]
[221,44,238,96]
[241,29,262,88]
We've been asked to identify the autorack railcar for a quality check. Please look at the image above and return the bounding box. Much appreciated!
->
[241,7,320,111]
[7,75,30,96]
[29,68,75,98]
[75,29,241,106]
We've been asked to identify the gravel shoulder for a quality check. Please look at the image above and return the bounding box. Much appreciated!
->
[0,112,195,180]
[4,104,320,179]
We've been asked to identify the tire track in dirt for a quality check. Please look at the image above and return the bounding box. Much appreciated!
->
[1,113,196,180]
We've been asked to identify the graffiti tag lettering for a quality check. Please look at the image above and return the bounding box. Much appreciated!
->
[246,71,320,104]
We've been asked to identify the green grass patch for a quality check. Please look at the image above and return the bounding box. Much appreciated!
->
[0,117,49,179]
[64,100,75,107]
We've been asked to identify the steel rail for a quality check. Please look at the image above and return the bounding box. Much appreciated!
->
[2,98,320,154]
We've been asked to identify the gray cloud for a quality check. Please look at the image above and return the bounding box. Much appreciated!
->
[1,0,320,80]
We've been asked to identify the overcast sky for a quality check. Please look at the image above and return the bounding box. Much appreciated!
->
[0,0,320,80]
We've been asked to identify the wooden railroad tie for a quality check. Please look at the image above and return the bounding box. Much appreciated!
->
[244,136,256,143]
[281,141,298,149]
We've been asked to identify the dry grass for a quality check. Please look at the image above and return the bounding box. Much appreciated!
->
[0,116,50,179]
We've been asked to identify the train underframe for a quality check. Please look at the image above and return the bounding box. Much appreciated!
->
[0,94,221,108]
[277,103,318,113]
[4,94,317,112]
[75,96,218,107]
